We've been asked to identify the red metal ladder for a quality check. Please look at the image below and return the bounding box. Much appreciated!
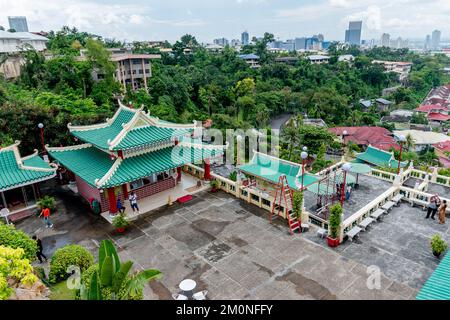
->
[270,174,301,235]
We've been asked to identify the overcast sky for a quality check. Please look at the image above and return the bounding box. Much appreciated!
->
[0,0,448,43]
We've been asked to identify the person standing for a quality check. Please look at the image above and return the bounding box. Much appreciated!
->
[39,206,53,228]
[438,200,447,224]
[32,235,47,263]
[129,191,140,214]
[117,197,126,214]
[426,194,440,220]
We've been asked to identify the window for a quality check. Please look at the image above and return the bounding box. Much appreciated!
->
[145,69,150,73]
[132,70,136,74]
[130,179,144,190]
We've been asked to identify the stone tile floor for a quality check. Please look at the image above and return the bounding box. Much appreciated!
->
[15,183,450,300]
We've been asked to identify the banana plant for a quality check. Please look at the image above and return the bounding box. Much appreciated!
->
[81,239,162,300]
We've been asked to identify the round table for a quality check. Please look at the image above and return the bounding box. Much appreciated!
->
[179,279,196,298]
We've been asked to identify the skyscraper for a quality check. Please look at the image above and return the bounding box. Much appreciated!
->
[381,33,390,47]
[8,16,28,32]
[294,37,306,51]
[344,21,362,46]
[425,35,431,50]
[431,30,441,50]
[241,31,249,46]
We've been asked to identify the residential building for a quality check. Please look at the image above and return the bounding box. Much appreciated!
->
[274,57,299,65]
[241,31,249,46]
[306,37,321,50]
[416,84,450,125]
[382,86,401,97]
[303,117,327,128]
[338,54,355,63]
[8,16,28,32]
[0,142,56,221]
[0,30,48,79]
[375,98,394,112]
[238,54,260,68]
[329,126,400,151]
[280,40,295,52]
[393,130,450,152]
[230,39,241,47]
[433,141,450,167]
[432,30,441,50]
[425,35,431,50]
[78,48,161,92]
[372,60,413,82]
[380,110,413,129]
[307,55,329,64]
[47,101,224,217]
[204,43,223,53]
[359,99,373,110]
[345,21,362,46]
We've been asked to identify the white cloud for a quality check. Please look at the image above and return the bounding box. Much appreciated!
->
[328,0,351,8]
[129,14,144,25]
[346,5,381,31]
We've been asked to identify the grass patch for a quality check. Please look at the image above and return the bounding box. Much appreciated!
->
[49,281,77,300]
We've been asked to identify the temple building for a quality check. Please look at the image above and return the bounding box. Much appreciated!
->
[47,101,224,217]
[0,142,56,221]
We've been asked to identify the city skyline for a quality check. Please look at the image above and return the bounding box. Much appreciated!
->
[0,0,449,43]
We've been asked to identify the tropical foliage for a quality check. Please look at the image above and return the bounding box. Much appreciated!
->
[0,245,38,300]
[329,204,343,240]
[79,239,162,300]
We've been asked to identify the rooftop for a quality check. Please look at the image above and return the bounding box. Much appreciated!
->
[393,130,450,145]
[0,141,56,192]
[329,126,399,151]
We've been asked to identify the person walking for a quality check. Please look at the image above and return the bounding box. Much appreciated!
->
[117,197,126,214]
[426,194,440,220]
[32,235,47,263]
[129,191,140,214]
[39,206,53,228]
[438,200,447,224]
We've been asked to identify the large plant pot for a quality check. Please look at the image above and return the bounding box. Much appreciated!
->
[116,227,126,233]
[211,187,218,193]
[433,251,442,258]
[327,236,340,247]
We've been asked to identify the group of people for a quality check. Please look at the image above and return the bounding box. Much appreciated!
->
[426,194,447,224]
[116,191,140,214]
[336,183,352,201]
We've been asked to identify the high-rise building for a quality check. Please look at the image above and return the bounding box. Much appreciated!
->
[344,21,362,45]
[431,30,441,50]
[8,16,28,32]
[213,38,229,46]
[381,33,390,47]
[425,35,431,50]
[241,31,249,46]
[294,37,306,51]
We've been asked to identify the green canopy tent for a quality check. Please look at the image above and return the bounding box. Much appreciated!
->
[348,163,372,187]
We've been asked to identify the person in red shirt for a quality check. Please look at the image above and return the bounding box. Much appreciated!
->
[39,207,53,228]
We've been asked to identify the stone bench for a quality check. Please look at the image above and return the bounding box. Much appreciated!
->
[346,226,362,242]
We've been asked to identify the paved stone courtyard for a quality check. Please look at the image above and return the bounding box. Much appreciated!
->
[14,179,450,300]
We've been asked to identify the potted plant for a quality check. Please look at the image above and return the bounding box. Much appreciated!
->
[430,234,448,258]
[112,213,129,233]
[327,204,342,247]
[292,191,303,221]
[210,180,220,193]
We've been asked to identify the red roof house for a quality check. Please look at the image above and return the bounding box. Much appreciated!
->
[329,126,399,151]
[434,140,450,168]
[415,104,449,113]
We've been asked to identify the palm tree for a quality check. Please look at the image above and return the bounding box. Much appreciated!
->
[405,133,415,152]
[80,240,162,300]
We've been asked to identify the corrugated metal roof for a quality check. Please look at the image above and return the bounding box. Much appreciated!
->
[416,250,450,300]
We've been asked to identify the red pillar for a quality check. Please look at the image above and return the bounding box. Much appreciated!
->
[204,159,211,181]
[177,167,182,183]
[107,188,118,214]
[121,184,129,199]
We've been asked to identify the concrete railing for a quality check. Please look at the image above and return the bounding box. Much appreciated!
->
[399,186,450,213]
[315,161,344,176]
[340,186,399,241]
[367,168,397,183]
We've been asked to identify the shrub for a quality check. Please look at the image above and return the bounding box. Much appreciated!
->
[48,245,94,284]
[229,171,237,182]
[329,204,343,239]
[0,223,37,261]
[292,191,303,220]
[0,245,38,300]
[431,234,448,255]
[210,179,220,189]
[37,195,56,211]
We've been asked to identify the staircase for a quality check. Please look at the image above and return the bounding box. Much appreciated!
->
[270,174,301,235]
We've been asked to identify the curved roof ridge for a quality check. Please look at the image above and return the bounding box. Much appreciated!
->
[46,143,93,152]
[108,105,146,150]
[95,157,123,187]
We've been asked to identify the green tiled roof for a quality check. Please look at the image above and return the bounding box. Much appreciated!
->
[71,108,135,150]
[48,146,115,187]
[417,250,450,300]
[356,145,407,169]
[114,126,191,150]
[238,153,319,190]
[103,146,220,188]
[0,148,56,192]
[48,144,222,188]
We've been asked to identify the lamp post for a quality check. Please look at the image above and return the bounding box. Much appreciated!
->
[300,150,308,190]
[397,134,406,175]
[340,163,351,207]
[37,123,45,154]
